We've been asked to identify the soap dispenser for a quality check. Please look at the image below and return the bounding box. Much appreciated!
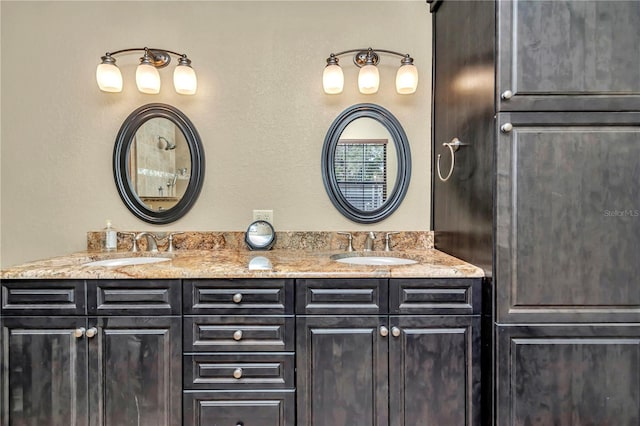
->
[102,220,118,252]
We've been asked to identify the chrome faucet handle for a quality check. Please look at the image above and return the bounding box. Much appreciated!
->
[167,232,185,252]
[135,232,159,252]
[120,232,138,252]
[384,232,400,252]
[337,232,354,252]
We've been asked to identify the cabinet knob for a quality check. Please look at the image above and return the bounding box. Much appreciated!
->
[380,326,389,337]
[73,327,86,338]
[233,368,243,379]
[85,327,98,338]
[501,90,513,100]
[232,293,243,304]
[501,123,513,133]
[233,330,243,341]
[391,327,401,337]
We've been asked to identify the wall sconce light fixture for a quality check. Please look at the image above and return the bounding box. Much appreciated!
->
[323,47,418,95]
[96,47,197,95]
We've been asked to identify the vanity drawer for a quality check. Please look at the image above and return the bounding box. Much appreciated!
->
[184,316,295,352]
[296,278,388,314]
[184,353,294,390]
[184,391,295,426]
[1,280,86,315]
[184,279,294,315]
[390,278,482,315]
[87,279,181,315]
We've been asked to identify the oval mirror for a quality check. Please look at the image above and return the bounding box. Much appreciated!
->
[322,103,411,223]
[113,103,205,224]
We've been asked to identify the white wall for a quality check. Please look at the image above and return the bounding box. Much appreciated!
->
[0,1,432,267]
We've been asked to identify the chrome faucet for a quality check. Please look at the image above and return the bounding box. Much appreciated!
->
[135,232,159,252]
[363,232,376,251]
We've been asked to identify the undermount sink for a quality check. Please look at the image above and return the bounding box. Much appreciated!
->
[82,257,171,267]
[330,253,418,266]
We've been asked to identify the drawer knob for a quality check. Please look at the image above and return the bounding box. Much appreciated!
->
[232,293,243,304]
[501,90,513,100]
[86,327,98,338]
[233,368,243,379]
[73,327,86,338]
[501,123,513,133]
[380,326,389,337]
[391,327,401,337]
[233,330,243,341]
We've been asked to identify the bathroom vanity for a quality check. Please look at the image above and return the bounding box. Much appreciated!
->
[0,246,484,426]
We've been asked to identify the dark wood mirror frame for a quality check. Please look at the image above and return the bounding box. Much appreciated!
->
[113,103,205,224]
[321,103,412,223]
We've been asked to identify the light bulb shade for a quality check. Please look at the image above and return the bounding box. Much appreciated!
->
[96,62,123,93]
[358,64,379,94]
[323,64,344,94]
[174,64,197,95]
[136,63,161,94]
[396,64,419,94]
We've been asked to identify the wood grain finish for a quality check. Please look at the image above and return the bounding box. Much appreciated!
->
[88,279,181,315]
[184,279,294,315]
[296,315,389,426]
[496,113,640,323]
[296,278,387,314]
[1,280,85,315]
[497,324,640,426]
[184,390,295,426]
[498,0,640,111]
[389,316,481,426]
[1,317,88,426]
[390,278,481,315]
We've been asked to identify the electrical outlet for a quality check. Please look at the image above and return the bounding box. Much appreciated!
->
[253,209,273,224]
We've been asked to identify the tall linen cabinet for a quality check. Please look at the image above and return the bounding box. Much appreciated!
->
[430,0,640,424]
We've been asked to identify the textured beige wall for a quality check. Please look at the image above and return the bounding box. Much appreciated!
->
[0,1,432,267]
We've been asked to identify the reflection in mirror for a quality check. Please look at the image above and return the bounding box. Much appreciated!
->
[114,103,205,224]
[322,103,411,223]
[245,220,276,250]
[335,117,397,212]
[130,117,191,211]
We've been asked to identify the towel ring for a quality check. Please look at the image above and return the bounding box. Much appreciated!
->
[436,137,463,182]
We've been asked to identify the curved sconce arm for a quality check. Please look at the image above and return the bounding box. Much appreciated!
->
[323,47,418,95]
[97,47,197,95]
[436,138,465,182]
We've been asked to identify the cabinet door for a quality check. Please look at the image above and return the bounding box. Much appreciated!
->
[389,316,481,426]
[296,316,388,426]
[87,316,181,426]
[496,113,640,323]
[497,324,640,426]
[498,0,640,111]
[1,317,88,426]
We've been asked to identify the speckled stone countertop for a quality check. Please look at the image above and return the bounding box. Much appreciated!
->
[1,231,484,280]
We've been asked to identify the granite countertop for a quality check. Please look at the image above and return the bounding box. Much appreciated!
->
[0,248,484,280]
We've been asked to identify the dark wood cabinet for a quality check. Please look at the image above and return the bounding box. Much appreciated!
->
[1,279,182,426]
[497,324,640,426]
[183,279,296,426]
[296,278,482,426]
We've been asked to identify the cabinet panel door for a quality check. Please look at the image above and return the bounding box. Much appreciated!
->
[496,113,640,323]
[296,316,388,426]
[389,316,481,426]
[497,324,640,426]
[88,316,181,426]
[498,0,640,111]
[1,317,88,426]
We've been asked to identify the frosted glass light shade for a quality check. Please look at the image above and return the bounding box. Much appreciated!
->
[174,65,197,95]
[96,63,123,93]
[358,64,379,94]
[136,63,161,94]
[396,64,419,94]
[323,64,344,94]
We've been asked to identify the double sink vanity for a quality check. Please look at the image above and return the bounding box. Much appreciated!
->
[1,231,485,426]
